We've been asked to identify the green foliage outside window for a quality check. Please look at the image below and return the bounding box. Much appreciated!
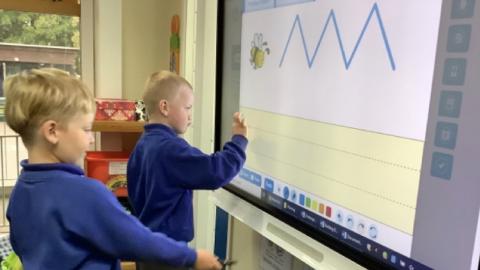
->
[0,10,79,48]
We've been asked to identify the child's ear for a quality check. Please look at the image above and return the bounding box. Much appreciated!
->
[40,120,60,145]
[158,99,169,117]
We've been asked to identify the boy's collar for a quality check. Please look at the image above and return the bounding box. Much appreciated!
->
[144,123,178,136]
[20,160,84,176]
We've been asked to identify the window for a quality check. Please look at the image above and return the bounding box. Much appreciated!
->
[0,10,81,97]
[0,0,83,228]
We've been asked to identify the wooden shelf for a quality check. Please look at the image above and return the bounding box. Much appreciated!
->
[92,121,144,153]
[92,121,144,133]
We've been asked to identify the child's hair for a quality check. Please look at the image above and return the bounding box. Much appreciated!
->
[4,68,95,147]
[142,70,192,117]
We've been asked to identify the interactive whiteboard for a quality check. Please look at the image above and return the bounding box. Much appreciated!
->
[217,1,480,269]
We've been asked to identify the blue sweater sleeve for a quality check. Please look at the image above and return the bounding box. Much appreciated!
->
[165,135,248,189]
[62,181,197,267]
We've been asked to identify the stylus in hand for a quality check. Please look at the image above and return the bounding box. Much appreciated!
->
[219,258,237,270]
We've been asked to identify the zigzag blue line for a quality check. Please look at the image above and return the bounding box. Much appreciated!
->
[279,3,396,70]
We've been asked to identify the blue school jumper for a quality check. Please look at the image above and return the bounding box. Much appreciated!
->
[127,124,247,242]
[7,161,196,270]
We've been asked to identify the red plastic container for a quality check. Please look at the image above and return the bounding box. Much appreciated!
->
[84,151,130,197]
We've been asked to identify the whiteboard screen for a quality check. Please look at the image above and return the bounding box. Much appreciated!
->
[217,1,480,269]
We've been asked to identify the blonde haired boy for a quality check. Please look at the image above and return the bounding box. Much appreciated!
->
[127,71,248,270]
[4,68,221,270]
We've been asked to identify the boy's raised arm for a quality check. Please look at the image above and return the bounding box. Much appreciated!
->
[163,112,248,190]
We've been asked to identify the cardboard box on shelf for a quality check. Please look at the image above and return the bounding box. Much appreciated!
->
[95,99,136,121]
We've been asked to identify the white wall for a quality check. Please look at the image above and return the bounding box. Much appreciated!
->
[186,0,219,250]
[94,0,122,99]
[93,0,220,251]
[94,0,185,100]
[122,0,185,100]
[93,0,186,151]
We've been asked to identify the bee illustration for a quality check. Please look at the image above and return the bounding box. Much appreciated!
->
[250,33,270,69]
